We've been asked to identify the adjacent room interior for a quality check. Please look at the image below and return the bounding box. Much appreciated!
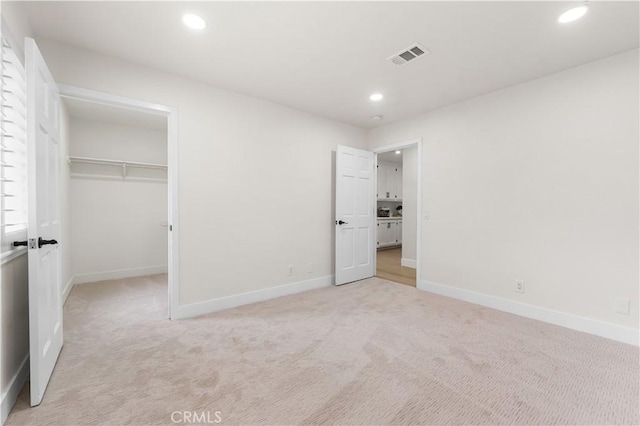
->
[0,1,638,425]
[375,148,417,287]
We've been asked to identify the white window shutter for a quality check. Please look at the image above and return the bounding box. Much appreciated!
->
[1,36,28,254]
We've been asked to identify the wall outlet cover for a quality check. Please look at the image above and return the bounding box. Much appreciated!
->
[614,297,630,315]
[515,280,525,293]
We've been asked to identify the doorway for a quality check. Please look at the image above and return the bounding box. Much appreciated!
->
[62,97,170,317]
[59,85,179,319]
[334,140,422,287]
[372,139,422,287]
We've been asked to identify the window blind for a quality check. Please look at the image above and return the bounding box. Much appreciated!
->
[1,36,28,253]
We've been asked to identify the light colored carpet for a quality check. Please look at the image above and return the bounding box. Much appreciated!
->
[6,274,639,425]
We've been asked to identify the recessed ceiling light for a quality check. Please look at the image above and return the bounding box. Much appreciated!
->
[369,93,384,102]
[370,115,384,120]
[183,13,206,30]
[558,5,588,23]
[395,150,401,155]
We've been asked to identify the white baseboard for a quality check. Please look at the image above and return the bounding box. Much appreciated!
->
[1,355,29,425]
[73,265,168,285]
[62,276,74,305]
[419,280,639,346]
[401,258,416,269]
[173,275,334,320]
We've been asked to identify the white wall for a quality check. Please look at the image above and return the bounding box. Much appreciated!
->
[0,254,28,424]
[401,146,417,266]
[70,118,167,165]
[0,256,29,383]
[0,2,30,59]
[69,117,168,283]
[36,39,367,307]
[368,49,639,332]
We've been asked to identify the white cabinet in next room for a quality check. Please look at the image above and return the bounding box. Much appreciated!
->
[377,161,402,201]
[377,218,402,248]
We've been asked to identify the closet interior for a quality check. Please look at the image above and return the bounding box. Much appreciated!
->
[63,98,169,315]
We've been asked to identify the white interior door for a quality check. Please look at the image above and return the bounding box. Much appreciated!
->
[335,145,375,285]
[25,38,63,407]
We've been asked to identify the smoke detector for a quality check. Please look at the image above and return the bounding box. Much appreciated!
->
[387,43,430,66]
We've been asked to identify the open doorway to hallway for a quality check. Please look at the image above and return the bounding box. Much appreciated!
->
[375,148,418,287]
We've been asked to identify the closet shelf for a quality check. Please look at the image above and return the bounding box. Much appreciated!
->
[68,156,167,170]
[69,173,167,183]
[68,156,167,179]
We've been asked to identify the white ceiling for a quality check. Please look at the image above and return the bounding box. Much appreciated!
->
[63,98,167,131]
[24,1,639,129]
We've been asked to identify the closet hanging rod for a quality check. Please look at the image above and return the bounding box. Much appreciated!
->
[68,156,167,170]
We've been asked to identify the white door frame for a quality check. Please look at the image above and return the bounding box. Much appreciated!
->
[57,84,180,319]
[371,138,423,285]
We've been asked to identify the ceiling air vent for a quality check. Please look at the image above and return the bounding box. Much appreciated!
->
[387,43,430,66]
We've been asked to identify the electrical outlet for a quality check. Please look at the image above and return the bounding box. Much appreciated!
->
[307,262,314,274]
[515,280,525,293]
[614,297,630,315]
[288,265,294,277]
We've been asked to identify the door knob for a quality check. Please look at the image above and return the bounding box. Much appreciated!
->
[337,220,348,225]
[38,237,58,248]
[13,238,58,249]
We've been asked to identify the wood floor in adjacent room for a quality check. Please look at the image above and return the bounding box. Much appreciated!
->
[376,247,416,287]
[6,275,639,425]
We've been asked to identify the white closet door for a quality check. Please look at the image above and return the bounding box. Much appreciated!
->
[25,37,63,407]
